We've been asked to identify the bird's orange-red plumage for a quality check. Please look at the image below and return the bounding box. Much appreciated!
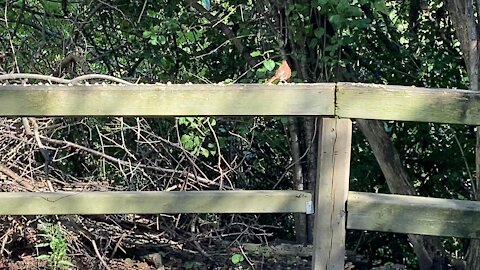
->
[266,59,291,84]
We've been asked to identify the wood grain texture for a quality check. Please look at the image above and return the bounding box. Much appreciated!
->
[0,190,311,215]
[2,82,480,124]
[337,82,480,125]
[312,118,352,270]
[0,84,335,116]
[348,191,480,239]
[2,189,480,238]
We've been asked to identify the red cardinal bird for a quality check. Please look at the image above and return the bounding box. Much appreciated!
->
[266,59,292,84]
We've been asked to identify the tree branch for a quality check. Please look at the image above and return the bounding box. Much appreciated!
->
[185,0,257,68]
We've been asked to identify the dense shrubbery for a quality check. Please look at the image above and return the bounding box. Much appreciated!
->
[0,0,473,269]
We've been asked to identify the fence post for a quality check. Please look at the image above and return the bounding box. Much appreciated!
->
[312,118,352,270]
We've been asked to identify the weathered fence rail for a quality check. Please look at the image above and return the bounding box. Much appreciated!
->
[336,83,480,125]
[1,190,477,239]
[0,84,335,116]
[2,82,480,123]
[0,190,312,215]
[1,82,479,270]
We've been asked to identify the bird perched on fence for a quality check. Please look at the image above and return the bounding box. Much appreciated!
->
[265,59,291,84]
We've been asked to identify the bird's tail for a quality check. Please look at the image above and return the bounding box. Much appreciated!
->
[265,75,278,84]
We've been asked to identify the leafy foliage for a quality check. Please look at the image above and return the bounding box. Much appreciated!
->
[0,0,474,268]
[35,223,74,270]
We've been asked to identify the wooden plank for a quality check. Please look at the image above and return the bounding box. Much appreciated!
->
[239,242,363,260]
[312,118,352,270]
[336,82,480,125]
[3,189,480,239]
[0,190,311,215]
[347,191,480,239]
[0,84,335,116]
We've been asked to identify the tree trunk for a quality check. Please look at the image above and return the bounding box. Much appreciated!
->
[467,240,480,269]
[445,1,480,268]
[287,117,308,243]
[303,117,318,243]
[466,131,480,268]
[356,119,447,270]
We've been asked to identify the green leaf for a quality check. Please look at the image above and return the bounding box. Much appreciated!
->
[372,0,389,14]
[231,253,244,264]
[149,36,158,45]
[347,6,364,17]
[59,260,75,266]
[349,18,370,28]
[193,136,201,146]
[317,0,329,6]
[263,60,276,71]
[143,31,152,38]
[336,0,350,13]
[324,44,338,52]
[185,31,195,42]
[314,27,325,39]
[36,254,50,260]
[200,147,209,157]
[178,117,187,125]
[158,35,167,45]
[329,14,343,27]
[181,134,194,150]
[250,51,261,57]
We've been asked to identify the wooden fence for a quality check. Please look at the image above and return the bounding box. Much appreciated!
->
[1,82,480,269]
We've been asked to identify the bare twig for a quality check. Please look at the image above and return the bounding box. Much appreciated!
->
[38,135,221,187]
[0,228,13,257]
[91,239,111,270]
[0,73,132,85]
[0,163,35,191]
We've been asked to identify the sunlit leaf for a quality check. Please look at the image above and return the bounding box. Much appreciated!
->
[264,60,276,71]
